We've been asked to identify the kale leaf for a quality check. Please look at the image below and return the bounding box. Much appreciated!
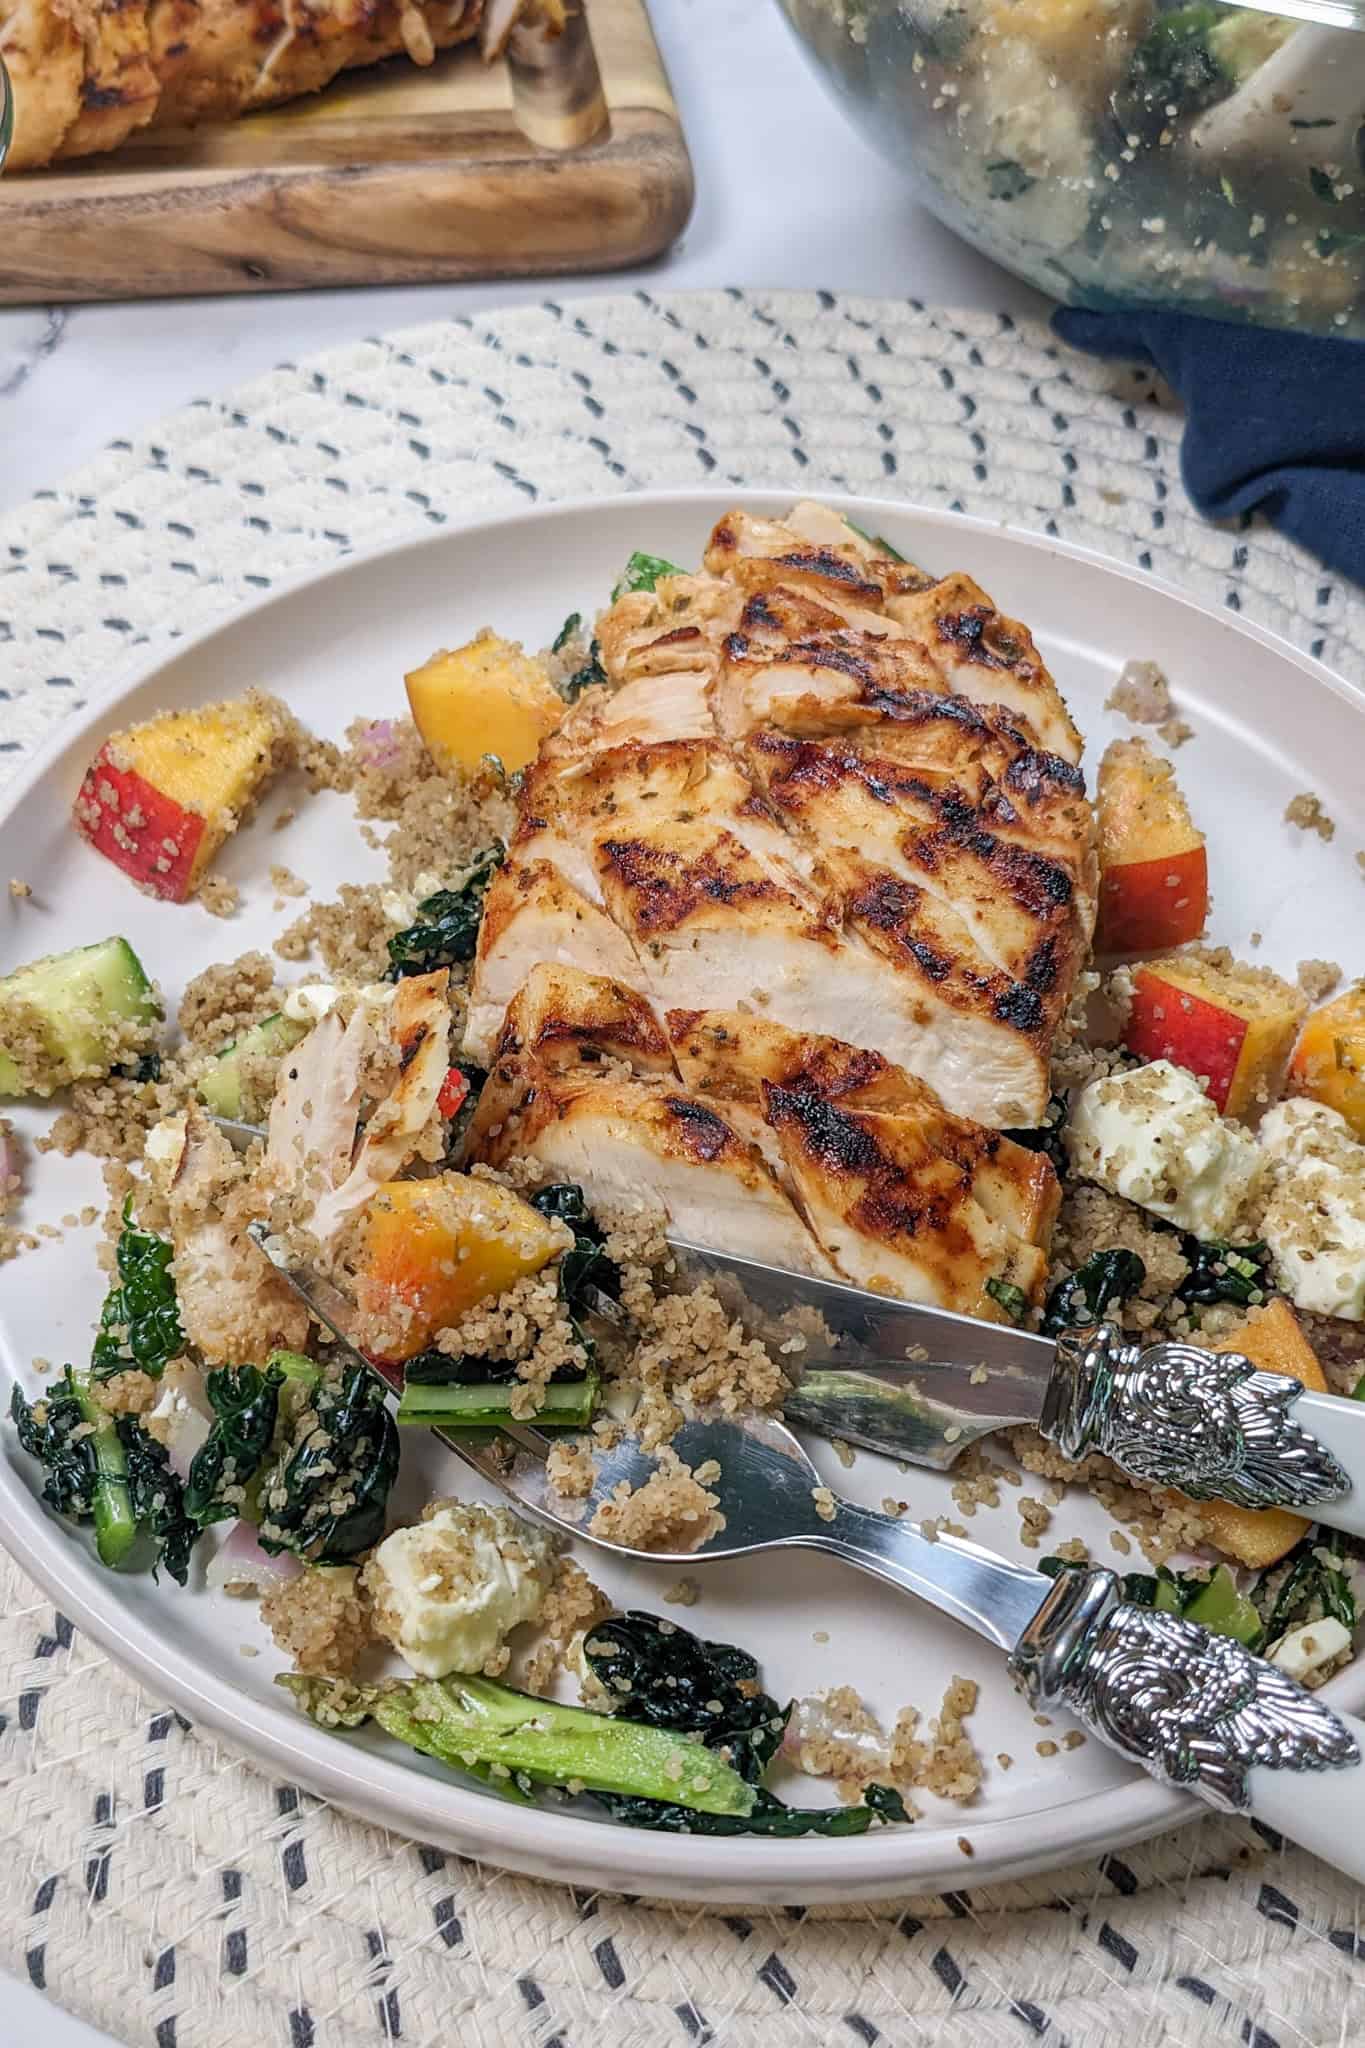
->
[1003,1093,1069,1180]
[1176,1236,1273,1310]
[11,1372,103,1522]
[91,1198,185,1382]
[119,1418,198,1585]
[1040,1248,1146,1337]
[1121,4,1229,131]
[583,1612,906,1838]
[258,1359,399,1563]
[386,845,505,979]
[560,640,606,703]
[985,159,1037,203]
[1257,1527,1356,1643]
[531,1182,622,1324]
[610,551,684,602]
[13,1369,197,1581]
[985,1276,1029,1323]
[185,1362,284,1527]
[552,611,582,653]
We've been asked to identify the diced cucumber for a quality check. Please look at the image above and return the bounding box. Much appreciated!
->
[197,1012,307,1119]
[397,1374,598,1432]
[0,936,159,1097]
[1182,1564,1263,1648]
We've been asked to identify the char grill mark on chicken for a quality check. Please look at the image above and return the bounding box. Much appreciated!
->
[465,501,1094,1127]
[468,966,1058,1321]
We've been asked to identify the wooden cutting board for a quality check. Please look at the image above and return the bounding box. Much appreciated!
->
[0,0,690,303]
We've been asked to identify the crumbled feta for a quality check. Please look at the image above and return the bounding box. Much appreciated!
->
[283,982,342,1024]
[143,1112,187,1190]
[1258,1100,1365,1320]
[1269,1616,1351,1684]
[1065,1059,1261,1236]
[362,1502,558,1678]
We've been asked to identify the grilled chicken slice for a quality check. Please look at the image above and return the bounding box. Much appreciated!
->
[466,858,645,1062]
[5,0,489,167]
[469,975,1056,1317]
[746,729,1087,994]
[670,1006,1057,1260]
[764,1086,1049,1319]
[714,586,948,742]
[487,961,676,1079]
[1,0,85,168]
[167,1107,310,1363]
[884,572,1081,766]
[714,506,1081,765]
[475,1062,841,1281]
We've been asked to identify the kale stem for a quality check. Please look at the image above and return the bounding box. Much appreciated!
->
[71,1373,137,1569]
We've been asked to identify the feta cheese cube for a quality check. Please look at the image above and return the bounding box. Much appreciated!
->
[1269,1616,1351,1684]
[362,1501,558,1679]
[1258,1099,1365,1320]
[1065,1059,1261,1236]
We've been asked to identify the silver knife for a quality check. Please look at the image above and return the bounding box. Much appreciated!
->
[662,1240,1365,1536]
[219,1114,1365,1534]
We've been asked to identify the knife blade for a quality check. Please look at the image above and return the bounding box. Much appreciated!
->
[219,1113,1362,1530]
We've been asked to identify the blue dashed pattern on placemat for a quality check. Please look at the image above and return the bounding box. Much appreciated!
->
[1,291,1364,2048]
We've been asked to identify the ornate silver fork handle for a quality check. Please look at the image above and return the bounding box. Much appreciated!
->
[1041,1324,1362,1519]
[1009,1564,1364,1855]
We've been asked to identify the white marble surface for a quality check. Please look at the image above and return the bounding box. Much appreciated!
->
[0,5,1043,2043]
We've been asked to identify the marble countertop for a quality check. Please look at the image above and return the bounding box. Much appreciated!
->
[0,4,1043,2042]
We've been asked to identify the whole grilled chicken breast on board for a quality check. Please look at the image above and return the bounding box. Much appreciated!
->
[0,0,558,169]
[466,500,1096,1134]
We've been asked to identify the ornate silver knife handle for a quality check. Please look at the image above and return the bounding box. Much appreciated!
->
[1009,1566,1360,1813]
[1039,1324,1352,1508]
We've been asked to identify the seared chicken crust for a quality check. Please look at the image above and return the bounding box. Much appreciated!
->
[468,502,1095,1128]
[469,963,1058,1321]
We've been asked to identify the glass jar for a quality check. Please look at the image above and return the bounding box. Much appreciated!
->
[778,0,1365,337]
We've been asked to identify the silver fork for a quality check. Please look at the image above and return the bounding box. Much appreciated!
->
[249,1223,1365,1878]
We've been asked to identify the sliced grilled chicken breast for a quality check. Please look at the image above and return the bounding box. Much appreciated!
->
[764,1086,1048,1318]
[475,1060,840,1281]
[2,0,85,168]
[466,501,1093,1127]
[469,971,1057,1319]
[465,859,645,1062]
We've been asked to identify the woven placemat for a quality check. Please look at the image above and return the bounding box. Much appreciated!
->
[1,288,1363,2048]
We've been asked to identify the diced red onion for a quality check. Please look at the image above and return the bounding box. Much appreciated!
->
[206,1518,302,1594]
[353,719,405,770]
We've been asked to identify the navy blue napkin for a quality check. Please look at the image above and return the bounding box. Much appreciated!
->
[1053,307,1365,589]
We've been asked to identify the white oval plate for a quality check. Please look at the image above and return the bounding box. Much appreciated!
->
[2,490,1362,1905]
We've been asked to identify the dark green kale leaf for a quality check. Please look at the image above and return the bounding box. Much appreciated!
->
[1176,1236,1272,1310]
[1120,4,1230,133]
[1309,166,1341,205]
[13,1368,198,1581]
[611,551,684,602]
[1003,1093,1069,1180]
[552,611,582,653]
[118,1418,198,1586]
[1040,1248,1146,1337]
[583,1612,907,1839]
[560,640,606,703]
[985,1276,1029,1323]
[984,159,1037,202]
[90,1198,185,1382]
[11,1372,102,1522]
[185,1362,284,1527]
[1257,1527,1356,1642]
[258,1359,399,1563]
[386,845,505,979]
[531,1182,622,1321]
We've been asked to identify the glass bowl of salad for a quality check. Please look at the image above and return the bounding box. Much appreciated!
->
[777,0,1365,337]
